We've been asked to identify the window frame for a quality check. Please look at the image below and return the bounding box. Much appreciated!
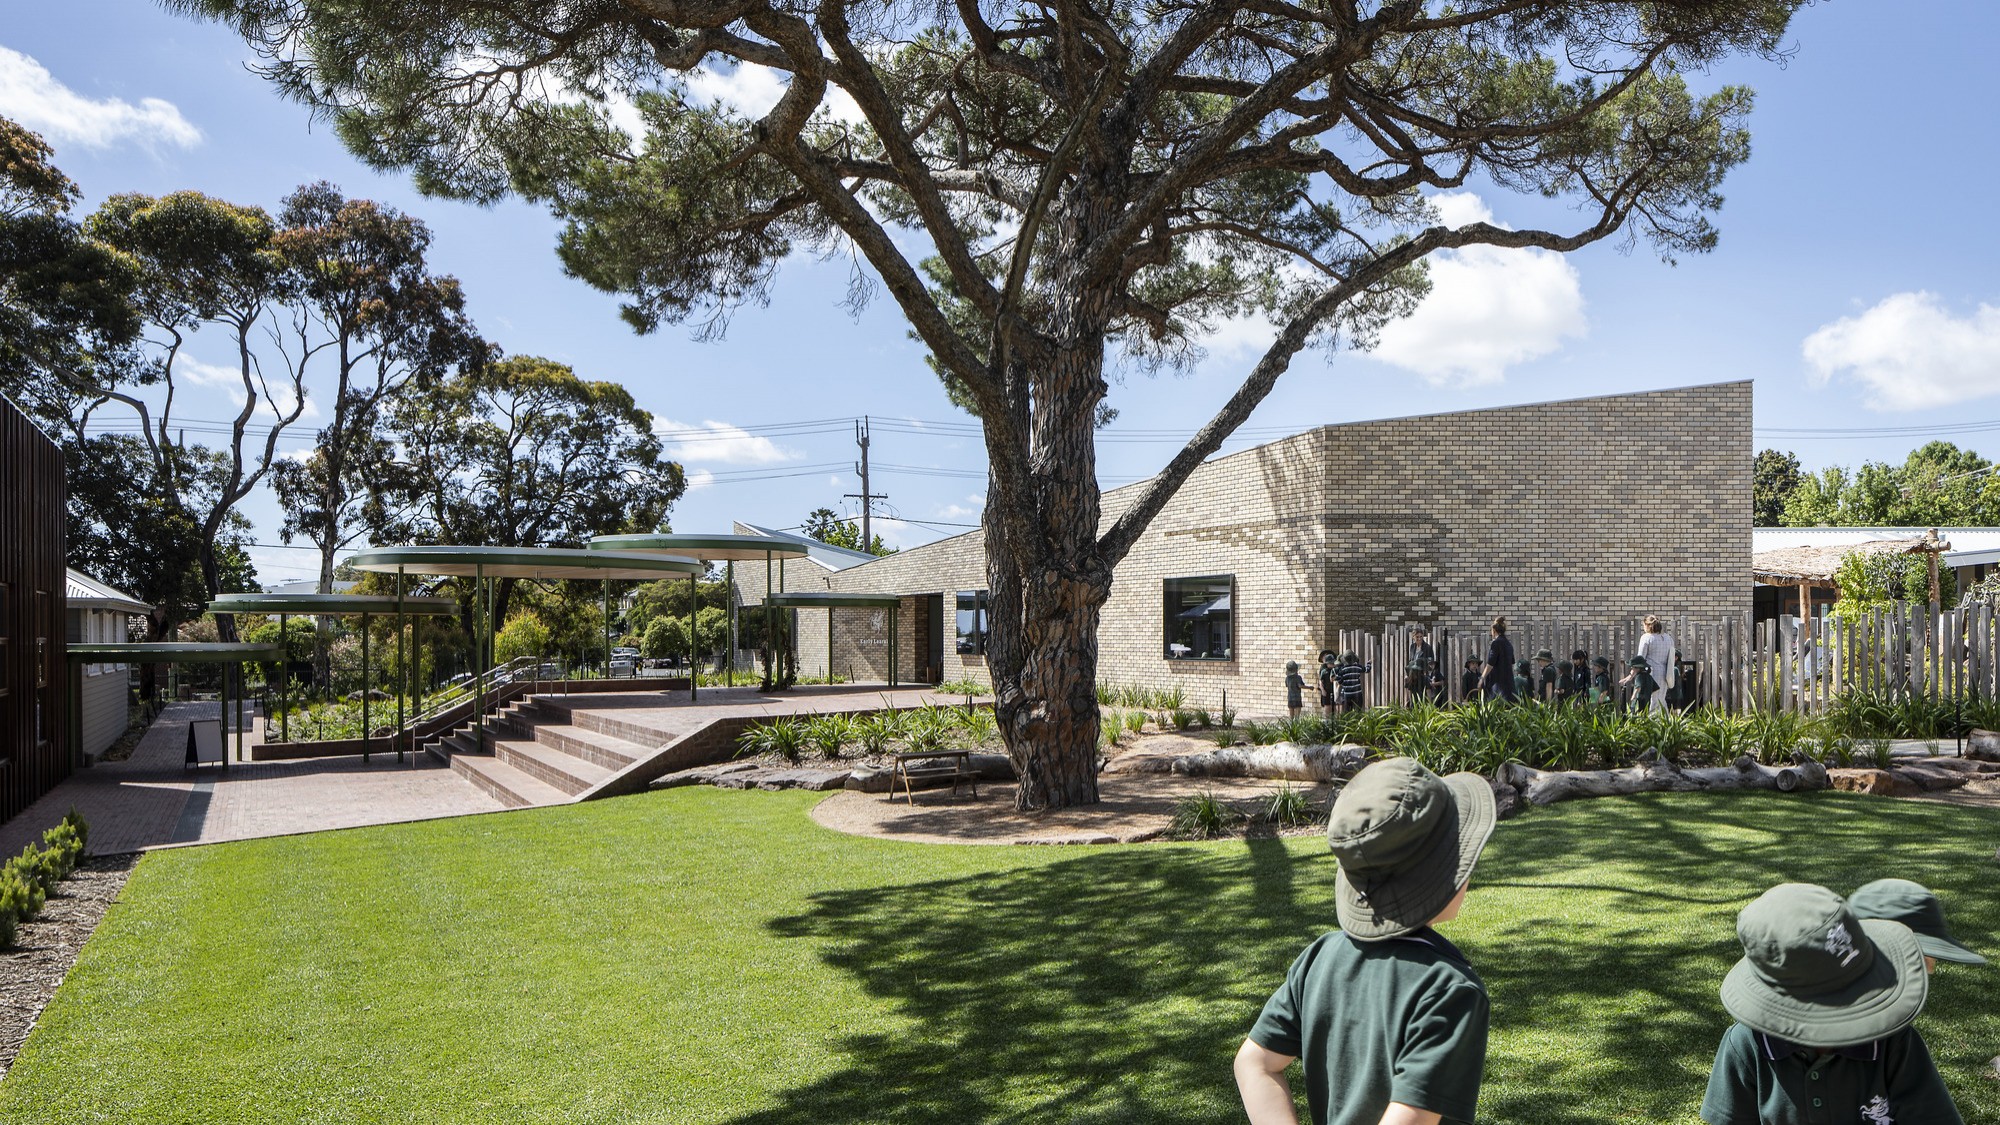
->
[1162,574,1236,662]
[954,589,990,656]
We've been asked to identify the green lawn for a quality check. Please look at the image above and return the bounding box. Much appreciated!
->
[1,788,1994,1124]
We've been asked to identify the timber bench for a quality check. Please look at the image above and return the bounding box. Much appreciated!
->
[889,748,979,803]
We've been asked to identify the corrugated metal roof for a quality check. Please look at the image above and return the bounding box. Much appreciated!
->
[737,523,878,571]
[65,569,153,614]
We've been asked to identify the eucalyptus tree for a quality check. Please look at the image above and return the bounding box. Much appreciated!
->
[379,354,687,631]
[186,0,1806,806]
[267,182,485,595]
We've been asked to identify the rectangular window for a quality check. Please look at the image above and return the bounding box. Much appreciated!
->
[1163,575,1233,661]
[955,590,989,655]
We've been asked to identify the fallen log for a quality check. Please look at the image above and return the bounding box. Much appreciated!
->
[1499,753,1830,808]
[1968,729,2000,762]
[1169,743,1367,782]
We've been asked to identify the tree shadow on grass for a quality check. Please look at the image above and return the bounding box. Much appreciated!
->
[732,792,1999,1125]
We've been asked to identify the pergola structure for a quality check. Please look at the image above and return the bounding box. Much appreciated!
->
[762,591,902,687]
[347,546,703,754]
[588,533,809,689]
[64,641,283,766]
[208,592,458,762]
[1752,529,1954,616]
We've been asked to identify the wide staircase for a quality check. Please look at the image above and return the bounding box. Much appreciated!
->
[443,696,667,809]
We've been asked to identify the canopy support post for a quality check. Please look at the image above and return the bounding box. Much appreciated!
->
[689,571,699,701]
[396,570,407,763]
[726,560,734,688]
[763,552,774,691]
[475,564,486,755]
[361,612,371,764]
[279,613,289,743]
[603,577,612,682]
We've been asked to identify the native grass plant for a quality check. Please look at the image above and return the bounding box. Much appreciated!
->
[1097,682,1190,712]
[1191,708,1214,730]
[960,705,999,746]
[1868,738,1897,770]
[936,678,989,697]
[851,713,896,756]
[1168,790,1243,841]
[803,715,853,760]
[1101,712,1124,748]
[1212,730,1238,749]
[737,719,807,764]
[1260,783,1321,829]
[1218,701,1239,729]
[1123,711,1148,736]
[903,707,956,754]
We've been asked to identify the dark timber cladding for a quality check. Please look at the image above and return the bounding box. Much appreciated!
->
[0,392,67,823]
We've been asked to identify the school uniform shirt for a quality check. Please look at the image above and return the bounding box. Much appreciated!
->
[1286,672,1305,709]
[1335,663,1367,700]
[1319,664,1337,705]
[1560,663,1590,699]
[1250,928,1489,1125]
[1628,668,1658,706]
[1590,671,1613,704]
[1699,1023,1961,1125]
[1459,669,1482,700]
[1537,664,1561,699]
[1481,635,1515,696]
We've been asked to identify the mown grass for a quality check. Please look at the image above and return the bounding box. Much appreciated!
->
[0,789,1993,1124]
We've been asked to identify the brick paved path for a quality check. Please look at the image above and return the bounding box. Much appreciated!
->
[0,702,501,857]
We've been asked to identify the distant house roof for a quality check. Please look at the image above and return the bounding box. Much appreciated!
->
[736,523,878,572]
[65,569,153,614]
[1750,529,1953,589]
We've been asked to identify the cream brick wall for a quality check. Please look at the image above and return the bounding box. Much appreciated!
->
[731,382,1751,717]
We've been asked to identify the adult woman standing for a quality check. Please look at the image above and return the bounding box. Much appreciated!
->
[1637,614,1676,712]
[1480,616,1516,702]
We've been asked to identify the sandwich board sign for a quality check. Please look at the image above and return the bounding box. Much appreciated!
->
[185,718,225,767]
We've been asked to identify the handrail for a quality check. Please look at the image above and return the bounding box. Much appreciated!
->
[261,655,551,741]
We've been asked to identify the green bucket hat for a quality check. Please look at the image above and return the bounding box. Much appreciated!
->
[1328,758,1496,941]
[1720,884,1928,1047]
[1849,878,1987,966]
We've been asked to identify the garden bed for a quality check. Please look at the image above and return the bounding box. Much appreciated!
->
[0,854,136,1080]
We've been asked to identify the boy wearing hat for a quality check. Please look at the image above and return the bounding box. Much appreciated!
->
[1512,658,1534,703]
[1850,878,1986,972]
[1319,651,1340,721]
[1618,655,1657,712]
[1700,883,1961,1125]
[1588,657,1614,707]
[1555,650,1590,707]
[1286,660,1306,721]
[1335,651,1369,714]
[1235,758,1498,1125]
[1458,655,1482,704]
[1534,650,1560,702]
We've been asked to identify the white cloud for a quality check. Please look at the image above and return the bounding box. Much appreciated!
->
[1365,192,1586,386]
[657,418,799,465]
[682,63,864,125]
[0,47,200,151]
[1801,291,2000,411]
[684,468,717,492]
[179,355,319,421]
[1198,314,1280,363]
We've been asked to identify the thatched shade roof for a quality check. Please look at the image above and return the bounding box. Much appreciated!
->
[1751,530,1950,589]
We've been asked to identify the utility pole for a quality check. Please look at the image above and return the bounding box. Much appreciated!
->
[844,415,887,553]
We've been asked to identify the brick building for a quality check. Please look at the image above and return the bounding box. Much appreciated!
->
[733,381,1752,714]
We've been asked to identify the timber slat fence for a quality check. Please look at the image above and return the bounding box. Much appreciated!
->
[1325,601,2000,715]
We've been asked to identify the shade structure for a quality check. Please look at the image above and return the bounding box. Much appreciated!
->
[345,546,711,751]
[587,533,808,563]
[208,592,463,761]
[207,593,459,616]
[762,592,902,687]
[590,533,811,690]
[66,643,283,769]
[348,545,703,581]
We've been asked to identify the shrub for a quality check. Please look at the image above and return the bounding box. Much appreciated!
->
[1168,790,1242,840]
[1169,708,1196,732]
[1212,730,1237,749]
[1261,783,1320,828]
[960,706,998,744]
[1159,685,1186,710]
[62,808,88,852]
[1101,712,1123,747]
[1218,701,1238,728]
[937,678,987,696]
[1868,738,1896,770]
[40,826,80,880]
[2,863,45,920]
[903,708,953,753]
[1123,711,1147,735]
[1191,708,1213,729]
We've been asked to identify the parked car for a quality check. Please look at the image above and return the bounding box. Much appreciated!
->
[609,658,637,677]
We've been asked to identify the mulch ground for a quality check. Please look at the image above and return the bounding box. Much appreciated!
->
[0,854,139,1079]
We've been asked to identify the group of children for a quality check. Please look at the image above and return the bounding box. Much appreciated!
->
[1286,645,1669,718]
[1235,756,1986,1125]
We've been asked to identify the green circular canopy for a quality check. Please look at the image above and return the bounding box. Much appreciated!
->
[589,533,808,563]
[65,642,283,663]
[208,593,461,616]
[763,592,901,608]
[348,545,703,581]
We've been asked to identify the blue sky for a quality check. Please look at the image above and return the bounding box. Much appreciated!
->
[6,3,2000,587]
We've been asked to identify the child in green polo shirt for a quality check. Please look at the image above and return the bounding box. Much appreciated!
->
[1236,757,1498,1125]
[1699,883,1963,1125]
[1849,878,1987,973]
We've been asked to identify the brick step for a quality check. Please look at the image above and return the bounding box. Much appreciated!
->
[451,754,570,809]
[523,721,649,769]
[492,737,614,796]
